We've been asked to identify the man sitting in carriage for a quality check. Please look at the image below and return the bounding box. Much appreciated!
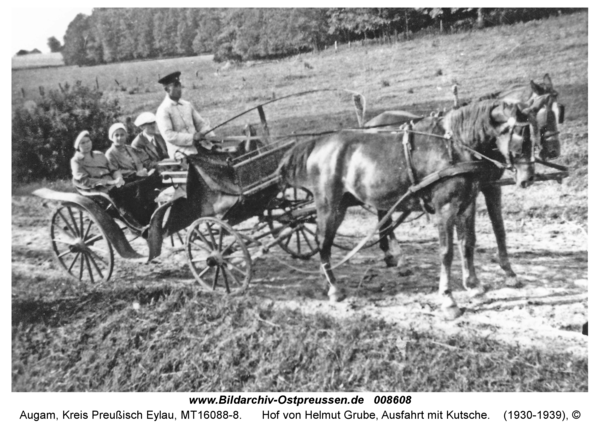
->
[131,112,169,170]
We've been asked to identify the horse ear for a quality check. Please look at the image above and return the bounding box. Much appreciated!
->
[530,80,544,95]
[543,73,553,88]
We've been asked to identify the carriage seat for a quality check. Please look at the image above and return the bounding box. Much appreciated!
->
[76,188,146,231]
[157,158,188,185]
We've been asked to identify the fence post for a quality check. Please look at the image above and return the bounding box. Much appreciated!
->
[21,88,26,98]
[39,86,45,97]
[96,77,99,90]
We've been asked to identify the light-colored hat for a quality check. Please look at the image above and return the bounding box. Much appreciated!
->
[74,130,90,149]
[134,112,156,127]
[108,122,127,140]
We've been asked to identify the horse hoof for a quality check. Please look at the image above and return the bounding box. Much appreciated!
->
[505,276,522,288]
[384,255,398,268]
[397,268,413,277]
[468,285,487,299]
[442,306,464,320]
[328,290,346,303]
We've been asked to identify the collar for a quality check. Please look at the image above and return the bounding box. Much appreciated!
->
[164,94,184,106]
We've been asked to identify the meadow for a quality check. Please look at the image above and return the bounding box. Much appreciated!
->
[12,11,588,391]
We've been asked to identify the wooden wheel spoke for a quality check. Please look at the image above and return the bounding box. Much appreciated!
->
[224,267,242,287]
[206,225,218,249]
[222,268,231,293]
[66,207,81,236]
[227,263,247,277]
[220,240,237,256]
[195,229,213,250]
[296,230,301,254]
[86,247,109,266]
[300,228,316,251]
[84,233,103,246]
[67,252,80,273]
[189,241,211,252]
[197,266,211,278]
[212,266,221,290]
[83,253,95,283]
[191,257,209,264]
[86,251,104,279]
[218,228,224,250]
[57,210,79,238]
[284,232,293,248]
[53,238,76,248]
[79,211,84,239]
[83,219,94,241]
[57,248,75,259]
[78,253,84,280]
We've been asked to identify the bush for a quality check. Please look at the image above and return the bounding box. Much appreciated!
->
[12,81,122,184]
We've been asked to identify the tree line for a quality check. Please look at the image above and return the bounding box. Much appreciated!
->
[62,8,578,66]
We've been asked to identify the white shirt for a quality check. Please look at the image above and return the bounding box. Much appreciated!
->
[155,94,215,159]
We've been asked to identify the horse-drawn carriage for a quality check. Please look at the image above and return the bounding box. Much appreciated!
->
[33,102,323,292]
[33,81,569,318]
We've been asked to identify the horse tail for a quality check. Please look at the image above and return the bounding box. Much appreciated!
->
[277,138,317,188]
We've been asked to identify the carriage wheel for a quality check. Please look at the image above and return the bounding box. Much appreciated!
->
[266,187,320,260]
[50,204,114,284]
[186,217,252,293]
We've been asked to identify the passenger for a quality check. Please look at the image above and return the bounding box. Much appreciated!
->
[105,122,148,181]
[71,131,124,192]
[131,112,169,169]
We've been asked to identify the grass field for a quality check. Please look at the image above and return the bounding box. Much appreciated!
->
[12,11,588,391]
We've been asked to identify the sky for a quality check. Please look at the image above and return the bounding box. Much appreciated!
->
[11,7,93,55]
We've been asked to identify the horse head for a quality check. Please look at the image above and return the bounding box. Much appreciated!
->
[528,75,562,160]
[490,102,536,188]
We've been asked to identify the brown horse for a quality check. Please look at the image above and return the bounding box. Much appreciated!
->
[279,100,537,319]
[477,73,563,160]
[364,75,562,286]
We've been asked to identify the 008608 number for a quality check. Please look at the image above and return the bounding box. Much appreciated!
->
[374,396,412,405]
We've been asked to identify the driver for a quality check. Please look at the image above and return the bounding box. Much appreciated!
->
[155,71,225,159]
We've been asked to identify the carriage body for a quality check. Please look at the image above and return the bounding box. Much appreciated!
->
[32,131,316,289]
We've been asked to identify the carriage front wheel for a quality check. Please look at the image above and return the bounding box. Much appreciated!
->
[186,217,252,293]
[50,204,115,284]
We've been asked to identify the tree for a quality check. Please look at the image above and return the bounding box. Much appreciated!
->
[62,13,93,66]
[47,36,62,52]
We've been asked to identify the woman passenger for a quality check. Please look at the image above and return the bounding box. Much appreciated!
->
[105,122,148,181]
[71,131,124,192]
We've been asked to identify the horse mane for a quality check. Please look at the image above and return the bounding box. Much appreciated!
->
[445,99,499,148]
[277,138,318,187]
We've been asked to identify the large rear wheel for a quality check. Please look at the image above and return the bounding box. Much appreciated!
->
[50,204,114,284]
[266,187,319,259]
[186,217,252,293]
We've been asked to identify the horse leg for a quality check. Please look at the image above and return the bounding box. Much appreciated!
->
[315,197,348,302]
[456,200,486,298]
[481,186,521,287]
[436,204,463,320]
[378,210,405,268]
